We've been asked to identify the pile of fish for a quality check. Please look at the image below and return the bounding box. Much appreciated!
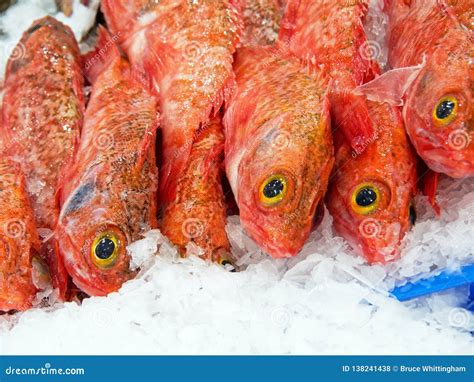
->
[0,0,472,312]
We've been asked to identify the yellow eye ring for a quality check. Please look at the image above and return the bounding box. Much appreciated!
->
[433,96,458,126]
[259,174,288,206]
[351,183,380,215]
[91,232,120,269]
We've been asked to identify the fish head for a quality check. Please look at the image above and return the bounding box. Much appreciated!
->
[57,176,135,296]
[327,117,418,264]
[404,29,473,178]
[236,107,333,258]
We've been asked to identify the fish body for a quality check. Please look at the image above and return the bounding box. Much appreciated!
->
[385,0,473,178]
[280,0,418,263]
[57,29,159,296]
[1,17,85,299]
[102,0,240,260]
[224,46,333,258]
[0,158,40,311]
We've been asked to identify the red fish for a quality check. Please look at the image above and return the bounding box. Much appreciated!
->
[280,0,418,263]
[1,17,85,299]
[102,0,240,262]
[384,0,473,179]
[224,46,334,258]
[56,29,159,296]
[0,158,41,312]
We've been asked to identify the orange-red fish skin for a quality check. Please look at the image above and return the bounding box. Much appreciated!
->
[160,115,230,261]
[1,16,85,300]
[241,0,283,46]
[57,29,159,297]
[0,158,40,312]
[385,0,473,178]
[103,0,240,260]
[224,46,334,258]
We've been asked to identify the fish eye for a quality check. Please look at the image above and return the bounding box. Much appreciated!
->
[91,232,120,269]
[259,174,288,206]
[433,96,458,125]
[219,258,236,272]
[351,183,380,215]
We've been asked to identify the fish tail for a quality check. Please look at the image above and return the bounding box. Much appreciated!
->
[82,26,121,84]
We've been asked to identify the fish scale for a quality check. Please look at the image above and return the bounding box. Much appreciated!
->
[241,0,283,46]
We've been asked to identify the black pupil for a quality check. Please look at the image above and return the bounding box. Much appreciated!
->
[436,100,455,120]
[95,237,115,260]
[263,178,284,199]
[356,187,377,207]
[409,206,417,225]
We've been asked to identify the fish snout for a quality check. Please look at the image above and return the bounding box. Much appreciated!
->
[357,218,402,264]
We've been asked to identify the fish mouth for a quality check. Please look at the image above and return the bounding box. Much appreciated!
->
[422,148,474,178]
[240,216,306,259]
